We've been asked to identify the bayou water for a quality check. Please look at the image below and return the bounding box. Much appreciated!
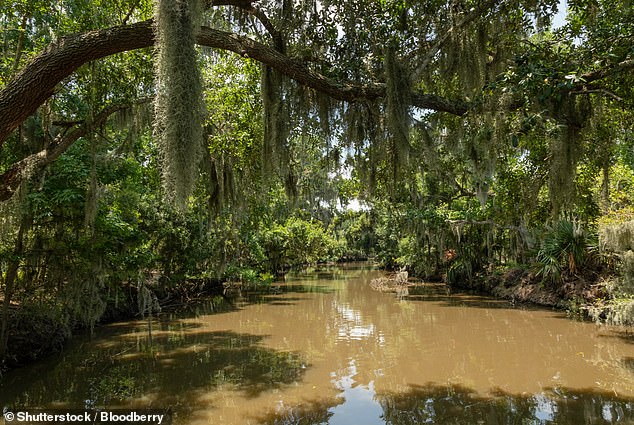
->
[2,264,634,424]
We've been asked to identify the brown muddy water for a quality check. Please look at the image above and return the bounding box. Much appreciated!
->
[2,264,634,424]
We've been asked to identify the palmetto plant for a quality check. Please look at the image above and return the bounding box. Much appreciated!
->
[536,220,593,284]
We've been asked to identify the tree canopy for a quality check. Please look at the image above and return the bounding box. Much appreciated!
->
[0,0,632,203]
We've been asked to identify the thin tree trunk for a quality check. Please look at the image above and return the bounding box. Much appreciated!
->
[601,161,610,209]
[11,15,28,73]
[0,212,30,357]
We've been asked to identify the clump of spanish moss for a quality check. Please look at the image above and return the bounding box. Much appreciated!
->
[622,251,634,293]
[600,220,634,252]
[468,123,497,207]
[600,220,634,294]
[113,102,153,155]
[261,65,283,174]
[385,45,411,183]
[439,13,488,97]
[590,220,634,325]
[261,65,296,197]
[588,297,634,326]
[548,96,591,216]
[316,91,331,138]
[452,113,499,208]
[84,147,99,234]
[153,0,205,209]
[206,151,237,214]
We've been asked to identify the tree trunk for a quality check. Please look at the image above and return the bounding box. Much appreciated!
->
[0,212,31,357]
[12,15,29,73]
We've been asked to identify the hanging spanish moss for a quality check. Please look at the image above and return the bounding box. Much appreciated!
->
[261,65,280,175]
[261,64,296,197]
[342,103,369,196]
[153,0,205,209]
[61,264,107,335]
[586,101,614,208]
[84,147,99,234]
[343,103,365,150]
[439,14,488,96]
[600,220,634,253]
[385,45,411,184]
[622,250,634,294]
[354,102,382,198]
[317,91,331,138]
[138,272,161,318]
[548,96,591,216]
[206,152,237,214]
[455,114,498,207]
[592,220,634,325]
[112,102,153,155]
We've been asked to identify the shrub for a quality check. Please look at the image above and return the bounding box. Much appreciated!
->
[536,220,593,284]
[260,217,340,274]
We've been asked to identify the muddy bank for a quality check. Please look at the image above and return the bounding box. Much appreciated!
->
[484,268,606,309]
[489,269,605,309]
[372,267,608,312]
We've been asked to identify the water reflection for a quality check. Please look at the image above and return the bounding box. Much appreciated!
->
[1,321,306,410]
[378,385,634,425]
[2,264,634,425]
[261,384,634,424]
[329,360,383,425]
[334,303,378,343]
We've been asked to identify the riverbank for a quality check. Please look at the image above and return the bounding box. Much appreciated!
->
[372,265,614,317]
[474,267,606,309]
[0,279,226,376]
[447,265,634,327]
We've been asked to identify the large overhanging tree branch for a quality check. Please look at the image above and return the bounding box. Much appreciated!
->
[0,19,470,147]
[0,21,153,148]
[0,6,631,151]
[0,103,132,201]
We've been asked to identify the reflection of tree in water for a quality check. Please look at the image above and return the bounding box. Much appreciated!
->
[260,399,337,425]
[2,326,306,409]
[259,384,634,425]
[379,385,634,425]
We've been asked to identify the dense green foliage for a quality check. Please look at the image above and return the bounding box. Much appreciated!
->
[1,0,634,366]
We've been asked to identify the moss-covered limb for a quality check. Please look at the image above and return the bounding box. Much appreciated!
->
[0,20,469,148]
